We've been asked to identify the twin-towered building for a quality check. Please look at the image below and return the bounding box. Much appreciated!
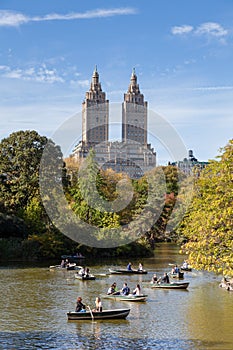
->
[73,67,156,178]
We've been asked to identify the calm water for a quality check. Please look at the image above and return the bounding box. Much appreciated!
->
[0,244,233,350]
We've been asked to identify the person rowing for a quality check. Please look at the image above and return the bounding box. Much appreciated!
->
[75,296,86,313]
[107,282,120,295]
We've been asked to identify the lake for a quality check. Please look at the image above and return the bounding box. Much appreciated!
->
[0,243,233,349]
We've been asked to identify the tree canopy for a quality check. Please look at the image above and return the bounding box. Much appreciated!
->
[0,130,67,237]
[179,140,233,276]
[0,130,48,212]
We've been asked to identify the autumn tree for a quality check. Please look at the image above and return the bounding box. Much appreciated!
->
[69,150,120,230]
[179,140,233,275]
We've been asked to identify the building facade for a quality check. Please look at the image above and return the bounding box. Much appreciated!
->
[73,67,156,178]
[75,66,109,158]
[171,150,209,175]
[122,68,147,146]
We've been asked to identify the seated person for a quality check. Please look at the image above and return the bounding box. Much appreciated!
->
[162,272,170,284]
[107,284,115,295]
[174,265,180,273]
[138,263,143,271]
[121,283,130,295]
[107,283,120,295]
[151,274,158,283]
[93,297,102,312]
[112,282,120,295]
[79,267,85,276]
[133,284,141,295]
[127,262,132,271]
[84,268,90,278]
[75,296,86,312]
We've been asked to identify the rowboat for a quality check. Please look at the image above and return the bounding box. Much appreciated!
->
[49,263,77,271]
[151,282,189,289]
[102,294,147,302]
[75,273,96,281]
[109,268,147,275]
[67,308,130,320]
[168,263,192,272]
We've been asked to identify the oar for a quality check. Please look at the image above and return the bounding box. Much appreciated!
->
[87,305,94,320]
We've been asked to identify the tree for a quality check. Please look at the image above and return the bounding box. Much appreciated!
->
[0,130,48,212]
[69,150,121,229]
[179,140,233,275]
[0,130,68,237]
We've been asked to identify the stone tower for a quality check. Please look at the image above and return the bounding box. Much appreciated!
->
[82,66,109,147]
[73,67,156,178]
[122,68,147,145]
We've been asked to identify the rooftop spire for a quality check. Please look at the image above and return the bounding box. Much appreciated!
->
[92,65,99,78]
[93,65,98,74]
[130,67,137,85]
[127,67,139,94]
[89,65,102,93]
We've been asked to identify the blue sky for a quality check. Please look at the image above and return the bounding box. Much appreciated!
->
[0,0,233,164]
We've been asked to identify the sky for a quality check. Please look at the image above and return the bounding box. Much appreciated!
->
[1,0,233,164]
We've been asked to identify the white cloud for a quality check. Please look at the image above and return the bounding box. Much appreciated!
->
[0,8,137,27]
[0,11,28,26]
[0,64,64,83]
[171,25,193,35]
[171,21,228,40]
[195,22,228,37]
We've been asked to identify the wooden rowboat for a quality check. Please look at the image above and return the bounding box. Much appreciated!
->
[151,282,189,289]
[109,268,147,275]
[102,294,147,302]
[67,308,130,320]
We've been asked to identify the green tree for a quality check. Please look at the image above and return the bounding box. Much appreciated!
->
[0,130,48,212]
[0,130,68,236]
[69,150,120,229]
[179,140,233,275]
